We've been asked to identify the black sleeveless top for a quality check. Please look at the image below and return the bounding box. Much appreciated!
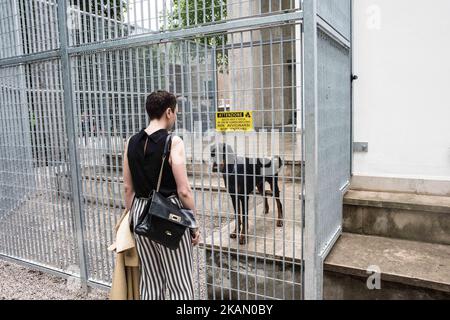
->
[127,128,178,198]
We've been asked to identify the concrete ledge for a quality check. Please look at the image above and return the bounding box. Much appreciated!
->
[324,271,450,300]
[344,190,450,214]
[324,233,450,294]
[200,194,302,264]
[350,175,450,197]
[66,168,301,216]
[200,188,303,300]
[343,190,450,245]
[187,160,303,177]
[203,249,302,300]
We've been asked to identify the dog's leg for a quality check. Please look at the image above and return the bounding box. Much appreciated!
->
[256,181,269,215]
[239,196,248,245]
[273,176,283,227]
[230,194,238,239]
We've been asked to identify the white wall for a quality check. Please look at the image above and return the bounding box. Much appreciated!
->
[353,0,450,181]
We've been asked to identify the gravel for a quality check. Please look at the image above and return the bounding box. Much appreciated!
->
[0,169,232,300]
[0,214,229,300]
[0,258,108,300]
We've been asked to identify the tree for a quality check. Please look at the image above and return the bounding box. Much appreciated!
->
[165,0,228,72]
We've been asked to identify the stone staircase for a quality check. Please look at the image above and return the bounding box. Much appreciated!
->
[324,189,450,299]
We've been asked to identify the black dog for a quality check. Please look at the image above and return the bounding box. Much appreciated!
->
[210,143,284,245]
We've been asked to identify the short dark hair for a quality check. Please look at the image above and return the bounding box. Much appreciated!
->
[145,90,177,120]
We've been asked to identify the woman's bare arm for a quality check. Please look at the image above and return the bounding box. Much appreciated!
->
[170,136,200,245]
[170,136,196,212]
[123,140,135,211]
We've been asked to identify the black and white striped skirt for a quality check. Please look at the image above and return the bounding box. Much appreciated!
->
[130,196,194,300]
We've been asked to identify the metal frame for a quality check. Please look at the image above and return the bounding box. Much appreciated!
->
[0,11,304,68]
[350,0,355,177]
[57,0,89,290]
[303,0,352,300]
[0,0,353,300]
[316,15,351,49]
[67,11,304,55]
[303,0,320,300]
[0,50,60,68]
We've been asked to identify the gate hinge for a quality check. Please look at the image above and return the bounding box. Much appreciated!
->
[353,142,368,153]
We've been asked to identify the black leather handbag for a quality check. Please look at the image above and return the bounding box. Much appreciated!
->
[134,133,197,250]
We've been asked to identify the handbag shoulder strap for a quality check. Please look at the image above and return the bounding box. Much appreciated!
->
[156,133,172,192]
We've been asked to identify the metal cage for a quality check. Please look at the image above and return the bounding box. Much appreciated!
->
[0,0,351,300]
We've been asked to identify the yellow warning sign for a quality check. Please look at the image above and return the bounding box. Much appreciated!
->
[216,111,254,132]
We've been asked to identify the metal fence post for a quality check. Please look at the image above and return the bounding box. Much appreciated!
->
[303,0,322,300]
[57,0,89,291]
[350,0,355,178]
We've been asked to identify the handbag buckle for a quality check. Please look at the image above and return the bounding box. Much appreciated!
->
[169,213,181,223]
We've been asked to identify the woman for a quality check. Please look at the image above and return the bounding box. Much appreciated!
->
[123,90,200,300]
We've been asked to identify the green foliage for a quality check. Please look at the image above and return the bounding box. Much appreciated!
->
[167,0,227,29]
[165,0,228,72]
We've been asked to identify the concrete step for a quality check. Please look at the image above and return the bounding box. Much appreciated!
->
[201,197,303,300]
[104,154,304,176]
[324,233,450,300]
[70,165,301,213]
[186,159,304,177]
[343,190,450,245]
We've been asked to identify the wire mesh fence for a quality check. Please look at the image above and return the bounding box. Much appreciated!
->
[0,59,79,273]
[66,0,301,46]
[0,0,352,300]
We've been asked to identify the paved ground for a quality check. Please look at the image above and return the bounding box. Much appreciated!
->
[0,258,108,300]
[0,191,222,300]
[0,145,301,300]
